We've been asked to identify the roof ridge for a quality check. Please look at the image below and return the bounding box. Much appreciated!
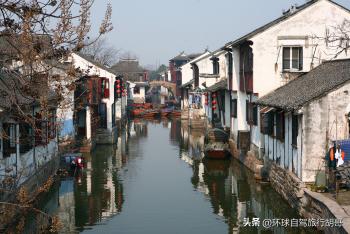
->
[224,0,346,48]
[323,58,350,64]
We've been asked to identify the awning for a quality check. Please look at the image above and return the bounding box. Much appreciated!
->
[260,107,275,114]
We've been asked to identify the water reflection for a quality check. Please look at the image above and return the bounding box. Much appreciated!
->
[30,120,319,233]
[37,122,148,233]
[180,123,318,234]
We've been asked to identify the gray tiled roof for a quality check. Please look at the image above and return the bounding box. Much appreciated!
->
[255,59,350,111]
[0,70,57,110]
[181,79,194,88]
[206,79,227,92]
[75,52,117,75]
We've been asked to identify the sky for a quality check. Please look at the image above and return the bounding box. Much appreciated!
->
[89,0,350,68]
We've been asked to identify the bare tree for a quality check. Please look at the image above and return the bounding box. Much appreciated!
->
[81,37,120,66]
[0,0,113,232]
[313,19,350,59]
[324,19,350,58]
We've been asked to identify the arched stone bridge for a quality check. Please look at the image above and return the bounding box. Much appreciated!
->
[149,80,177,95]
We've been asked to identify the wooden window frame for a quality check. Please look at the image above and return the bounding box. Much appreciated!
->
[282,46,303,71]
[292,115,298,146]
[275,112,285,141]
[231,99,237,118]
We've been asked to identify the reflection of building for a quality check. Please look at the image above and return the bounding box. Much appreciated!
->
[182,143,310,234]
[57,180,76,233]
[74,145,124,229]
[130,120,148,138]
[170,119,181,144]
[180,122,205,160]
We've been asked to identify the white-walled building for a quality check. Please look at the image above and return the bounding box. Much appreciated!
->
[0,72,58,185]
[220,0,350,153]
[71,53,127,146]
[127,81,148,104]
[256,59,350,182]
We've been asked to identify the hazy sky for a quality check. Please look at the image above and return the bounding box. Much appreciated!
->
[90,0,350,67]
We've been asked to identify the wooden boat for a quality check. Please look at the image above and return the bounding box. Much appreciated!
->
[204,128,231,159]
[169,110,182,118]
[204,147,230,159]
[143,110,159,118]
[161,112,169,117]
[131,108,145,117]
[60,153,85,170]
[143,103,153,109]
[161,107,173,117]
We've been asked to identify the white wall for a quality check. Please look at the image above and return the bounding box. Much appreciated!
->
[301,81,350,182]
[133,86,146,100]
[251,0,350,97]
[72,53,118,131]
[180,51,211,86]
[234,0,350,156]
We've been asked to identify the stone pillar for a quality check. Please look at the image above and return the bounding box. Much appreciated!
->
[86,106,92,141]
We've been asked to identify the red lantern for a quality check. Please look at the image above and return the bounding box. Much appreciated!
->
[212,106,217,110]
[116,79,120,84]
[117,89,121,93]
[212,100,217,105]
[212,93,217,98]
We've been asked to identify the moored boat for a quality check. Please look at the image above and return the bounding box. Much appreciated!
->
[204,128,231,159]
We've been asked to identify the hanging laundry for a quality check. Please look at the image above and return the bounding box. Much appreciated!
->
[335,145,345,167]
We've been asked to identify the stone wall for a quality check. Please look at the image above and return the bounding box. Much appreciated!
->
[268,161,350,233]
[229,139,264,180]
[268,161,306,209]
[230,141,350,233]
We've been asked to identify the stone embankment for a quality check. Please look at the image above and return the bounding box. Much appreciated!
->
[228,138,350,234]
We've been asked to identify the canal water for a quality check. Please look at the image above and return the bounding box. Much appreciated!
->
[35,119,318,234]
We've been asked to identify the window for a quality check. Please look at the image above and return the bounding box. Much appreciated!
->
[134,86,140,94]
[101,78,110,99]
[246,100,249,122]
[246,101,257,125]
[276,112,285,141]
[192,64,199,87]
[292,115,298,146]
[48,110,56,139]
[283,47,303,71]
[252,105,258,126]
[9,124,16,148]
[239,44,253,92]
[226,52,233,90]
[35,113,48,146]
[3,123,17,158]
[20,123,33,154]
[231,99,237,118]
[261,112,274,135]
[212,58,220,75]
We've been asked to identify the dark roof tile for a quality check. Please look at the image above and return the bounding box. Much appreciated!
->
[255,59,350,111]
